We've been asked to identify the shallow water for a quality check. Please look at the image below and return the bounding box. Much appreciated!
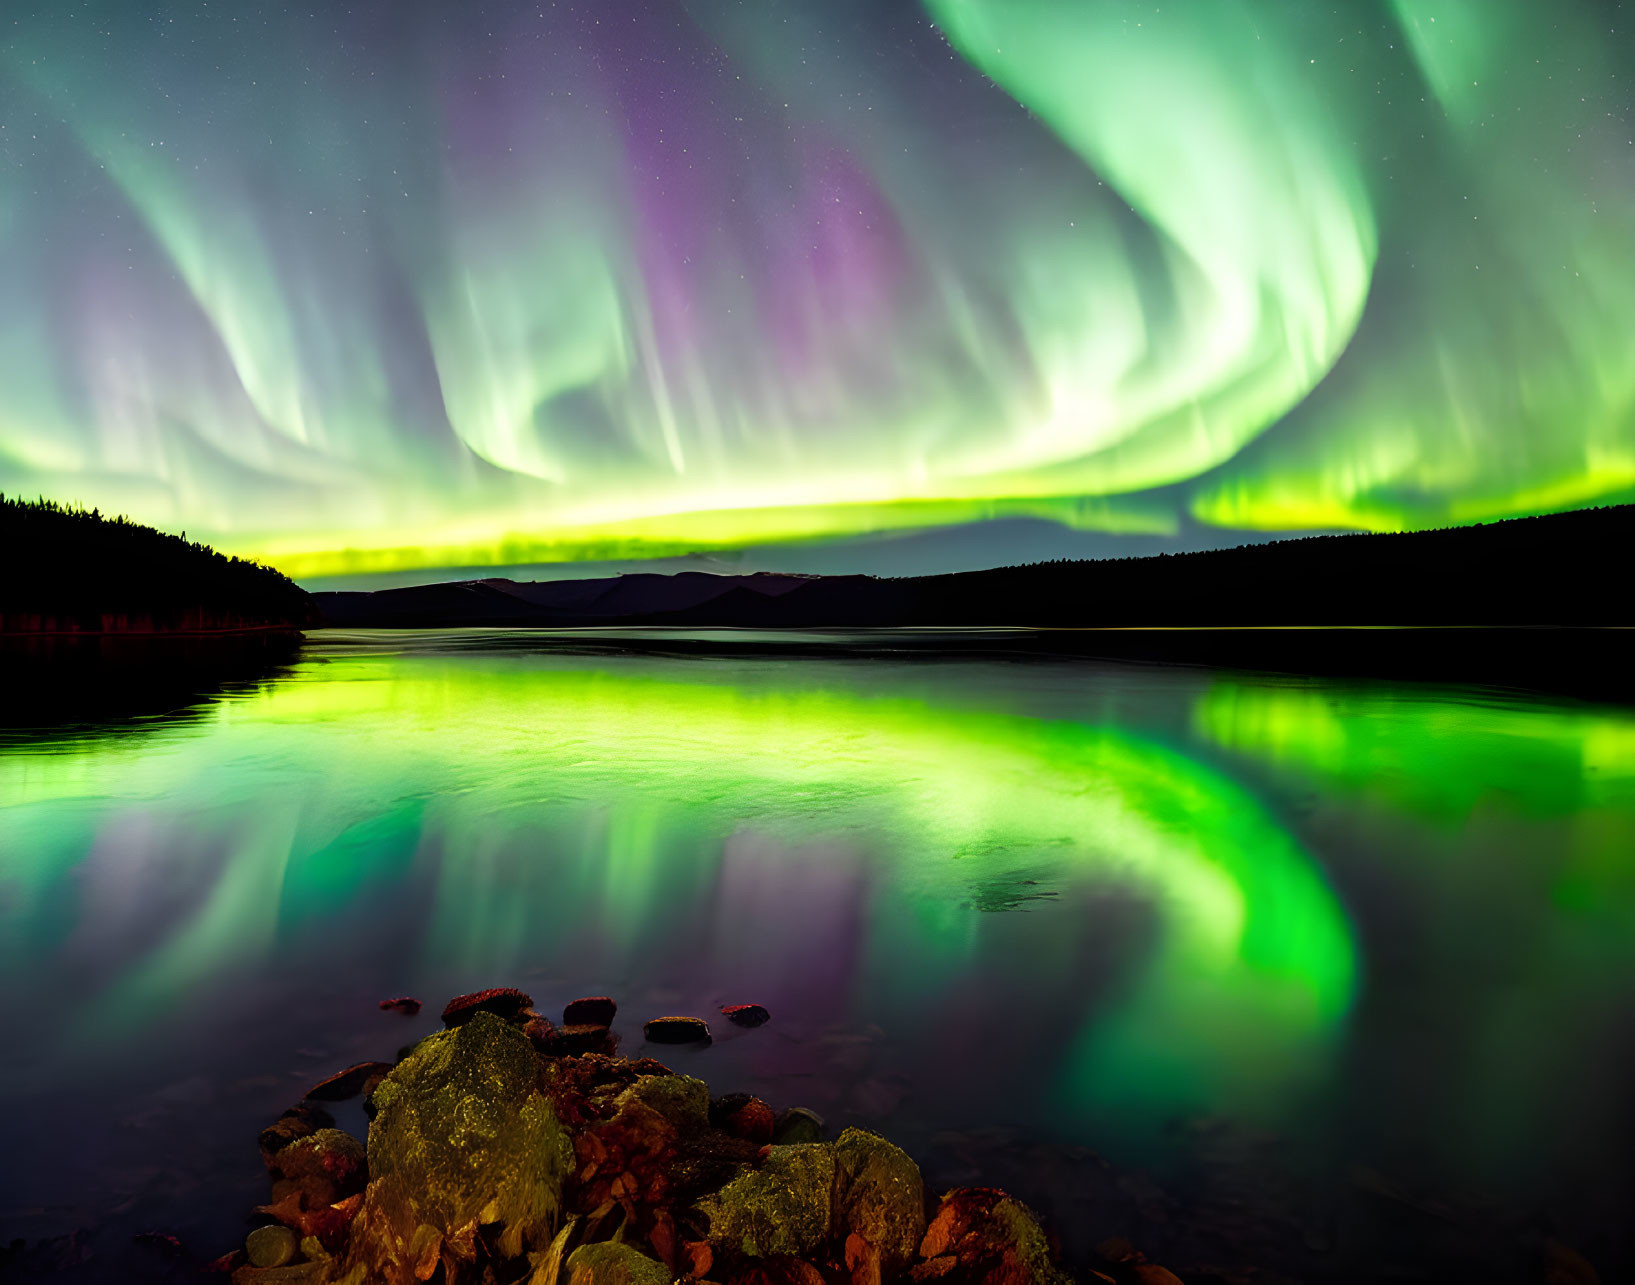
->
[3,631,1633,1280]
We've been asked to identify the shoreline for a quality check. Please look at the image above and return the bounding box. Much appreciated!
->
[214,988,1130,1285]
[305,624,1635,707]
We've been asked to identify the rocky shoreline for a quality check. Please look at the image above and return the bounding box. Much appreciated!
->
[217,988,1182,1285]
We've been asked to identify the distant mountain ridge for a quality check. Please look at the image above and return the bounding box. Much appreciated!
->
[314,570,847,628]
[314,504,1635,629]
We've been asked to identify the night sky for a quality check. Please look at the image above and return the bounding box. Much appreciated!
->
[2,1,1633,584]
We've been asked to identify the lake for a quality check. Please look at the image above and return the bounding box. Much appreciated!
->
[3,631,1633,1281]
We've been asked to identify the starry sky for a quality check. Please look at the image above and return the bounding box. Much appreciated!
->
[2,0,1633,585]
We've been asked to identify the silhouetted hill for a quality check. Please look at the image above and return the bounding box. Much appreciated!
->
[316,570,848,628]
[315,505,1635,629]
[891,504,1635,629]
[1,496,318,634]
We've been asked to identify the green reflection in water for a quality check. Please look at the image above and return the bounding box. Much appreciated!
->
[1198,677,1635,935]
[1194,678,1635,1168]
[0,649,1356,1116]
[1197,680,1635,823]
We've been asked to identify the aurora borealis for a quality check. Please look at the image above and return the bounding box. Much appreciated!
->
[3,1,1633,579]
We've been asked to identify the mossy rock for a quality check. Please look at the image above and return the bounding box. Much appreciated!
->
[265,1127,368,1214]
[231,1264,321,1285]
[918,1187,1072,1285]
[614,1071,709,1132]
[562,1240,672,1285]
[833,1127,926,1271]
[695,1142,835,1258]
[245,1224,298,1268]
[771,1107,824,1146]
[328,1012,572,1282]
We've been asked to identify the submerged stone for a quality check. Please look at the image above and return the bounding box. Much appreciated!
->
[721,1003,771,1028]
[304,1061,393,1103]
[440,986,534,1027]
[643,1015,712,1045]
[564,996,618,1026]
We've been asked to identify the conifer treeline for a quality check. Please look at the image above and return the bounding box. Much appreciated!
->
[1,495,316,630]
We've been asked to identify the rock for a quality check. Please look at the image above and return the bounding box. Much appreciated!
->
[258,1104,335,1165]
[304,1061,393,1103]
[710,1094,776,1144]
[337,1011,574,1279]
[255,1190,363,1248]
[549,1023,619,1057]
[440,986,534,1027]
[523,1014,558,1051]
[834,1128,926,1273]
[529,1219,577,1285]
[845,1233,884,1285]
[771,1107,825,1146]
[230,1264,321,1285]
[245,1225,297,1269]
[133,1231,185,1257]
[644,1015,712,1045]
[564,996,618,1026]
[619,1071,711,1132]
[680,1239,714,1279]
[266,1129,367,1209]
[544,1055,678,1131]
[729,1258,827,1285]
[1093,1236,1137,1265]
[377,996,422,1016]
[569,1071,714,1217]
[721,1004,770,1028]
[917,1188,1070,1285]
[1129,1267,1185,1285]
[563,1240,671,1285]
[696,1142,835,1258]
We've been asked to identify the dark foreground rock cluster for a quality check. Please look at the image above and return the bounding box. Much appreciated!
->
[219,989,1182,1285]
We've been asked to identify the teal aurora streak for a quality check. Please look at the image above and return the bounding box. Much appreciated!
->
[1,0,1631,577]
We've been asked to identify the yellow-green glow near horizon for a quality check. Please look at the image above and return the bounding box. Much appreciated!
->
[2,1,1632,575]
[0,648,1355,1114]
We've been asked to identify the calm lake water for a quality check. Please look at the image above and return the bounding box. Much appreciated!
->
[3,631,1633,1281]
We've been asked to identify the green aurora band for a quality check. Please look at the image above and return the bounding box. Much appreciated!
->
[1,0,1631,575]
